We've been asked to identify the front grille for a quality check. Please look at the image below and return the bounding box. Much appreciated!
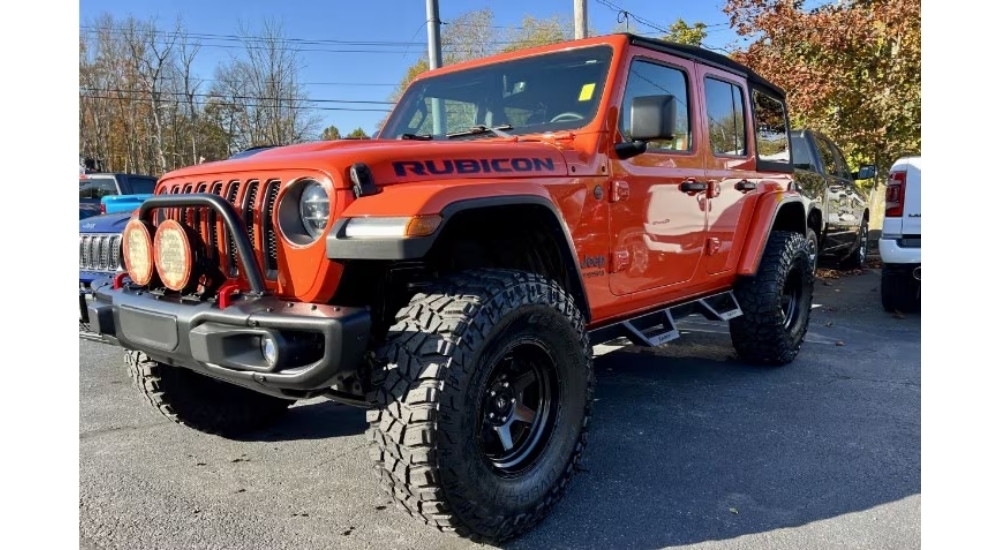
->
[79,233,122,272]
[154,178,282,285]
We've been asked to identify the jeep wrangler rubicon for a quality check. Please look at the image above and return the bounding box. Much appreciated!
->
[80,33,815,542]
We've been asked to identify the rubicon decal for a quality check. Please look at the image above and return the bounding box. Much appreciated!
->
[392,157,557,177]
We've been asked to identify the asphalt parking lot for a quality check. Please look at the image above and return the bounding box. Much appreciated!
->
[79,267,920,550]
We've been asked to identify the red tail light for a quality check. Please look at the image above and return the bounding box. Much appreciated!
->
[884,170,907,217]
[100,203,106,215]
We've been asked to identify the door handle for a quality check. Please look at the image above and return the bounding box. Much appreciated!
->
[680,179,708,193]
[735,179,757,192]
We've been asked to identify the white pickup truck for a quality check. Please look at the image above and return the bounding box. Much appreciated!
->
[879,155,921,312]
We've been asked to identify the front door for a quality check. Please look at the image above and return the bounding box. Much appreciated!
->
[609,53,707,296]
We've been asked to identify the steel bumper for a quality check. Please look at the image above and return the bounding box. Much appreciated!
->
[79,276,371,396]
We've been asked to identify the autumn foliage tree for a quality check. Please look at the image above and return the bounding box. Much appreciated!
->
[723,0,920,189]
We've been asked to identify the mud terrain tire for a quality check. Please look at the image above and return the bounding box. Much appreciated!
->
[366,269,593,542]
[125,350,293,437]
[729,231,815,365]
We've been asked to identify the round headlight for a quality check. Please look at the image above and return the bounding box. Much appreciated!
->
[122,219,156,286]
[153,219,194,292]
[298,181,330,239]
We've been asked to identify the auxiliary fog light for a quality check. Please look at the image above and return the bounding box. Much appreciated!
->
[260,334,278,366]
[153,219,195,292]
[122,219,156,286]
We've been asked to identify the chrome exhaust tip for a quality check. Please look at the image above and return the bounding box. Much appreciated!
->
[913,266,921,281]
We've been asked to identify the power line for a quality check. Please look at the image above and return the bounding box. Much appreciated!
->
[79,87,395,105]
[81,94,393,112]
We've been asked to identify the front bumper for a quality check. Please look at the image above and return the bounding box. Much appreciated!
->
[80,276,371,397]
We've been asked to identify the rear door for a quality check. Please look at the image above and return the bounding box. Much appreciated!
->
[698,66,758,275]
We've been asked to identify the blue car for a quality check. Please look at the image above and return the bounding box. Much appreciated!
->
[79,211,130,288]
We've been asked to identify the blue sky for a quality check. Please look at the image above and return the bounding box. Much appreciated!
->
[79,0,754,137]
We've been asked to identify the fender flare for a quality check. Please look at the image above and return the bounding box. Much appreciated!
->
[327,194,591,321]
[736,193,809,276]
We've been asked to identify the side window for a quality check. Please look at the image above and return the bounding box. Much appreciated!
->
[751,88,791,168]
[704,77,746,156]
[828,140,852,180]
[79,180,96,200]
[790,134,815,170]
[93,179,118,198]
[814,136,839,177]
[619,59,691,152]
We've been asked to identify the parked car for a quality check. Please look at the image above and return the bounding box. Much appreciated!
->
[80,173,158,219]
[101,193,153,215]
[81,33,817,542]
[79,211,130,333]
[879,155,921,312]
[790,129,874,271]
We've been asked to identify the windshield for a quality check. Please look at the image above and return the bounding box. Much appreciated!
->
[381,45,614,139]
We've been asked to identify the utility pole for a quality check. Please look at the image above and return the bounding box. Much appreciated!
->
[426,0,444,134]
[574,0,588,39]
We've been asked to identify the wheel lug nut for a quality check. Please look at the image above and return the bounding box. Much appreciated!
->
[489,412,495,419]
[502,382,509,388]
[490,390,496,396]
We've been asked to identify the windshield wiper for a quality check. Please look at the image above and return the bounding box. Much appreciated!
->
[399,133,434,140]
[447,124,513,139]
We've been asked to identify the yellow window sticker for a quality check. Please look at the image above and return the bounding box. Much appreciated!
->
[578,83,596,102]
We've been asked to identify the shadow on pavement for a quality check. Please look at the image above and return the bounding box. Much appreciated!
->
[250,399,369,441]
[511,330,920,549]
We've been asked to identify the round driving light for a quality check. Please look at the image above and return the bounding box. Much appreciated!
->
[122,219,156,286]
[298,181,330,239]
[153,219,194,291]
[260,335,277,366]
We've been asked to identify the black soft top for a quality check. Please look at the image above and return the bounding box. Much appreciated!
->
[623,33,785,99]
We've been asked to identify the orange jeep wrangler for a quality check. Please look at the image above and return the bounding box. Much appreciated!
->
[80,33,814,541]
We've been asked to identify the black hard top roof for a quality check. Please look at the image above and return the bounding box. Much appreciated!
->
[622,33,786,99]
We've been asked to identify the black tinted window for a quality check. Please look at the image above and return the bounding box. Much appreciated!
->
[79,177,118,199]
[619,60,690,152]
[751,89,791,166]
[791,135,815,170]
[704,77,746,156]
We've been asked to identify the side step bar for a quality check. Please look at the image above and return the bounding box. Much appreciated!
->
[588,290,743,348]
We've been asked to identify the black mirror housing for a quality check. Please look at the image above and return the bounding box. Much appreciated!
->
[630,95,677,142]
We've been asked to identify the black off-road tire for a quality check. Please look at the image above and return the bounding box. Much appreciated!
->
[880,264,920,313]
[366,269,594,542]
[729,231,815,365]
[124,350,293,437]
[805,227,819,273]
[840,217,870,269]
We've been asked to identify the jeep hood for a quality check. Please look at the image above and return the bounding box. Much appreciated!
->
[164,139,571,187]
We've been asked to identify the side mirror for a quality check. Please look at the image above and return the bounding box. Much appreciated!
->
[616,95,677,160]
[853,164,876,180]
[631,95,677,141]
